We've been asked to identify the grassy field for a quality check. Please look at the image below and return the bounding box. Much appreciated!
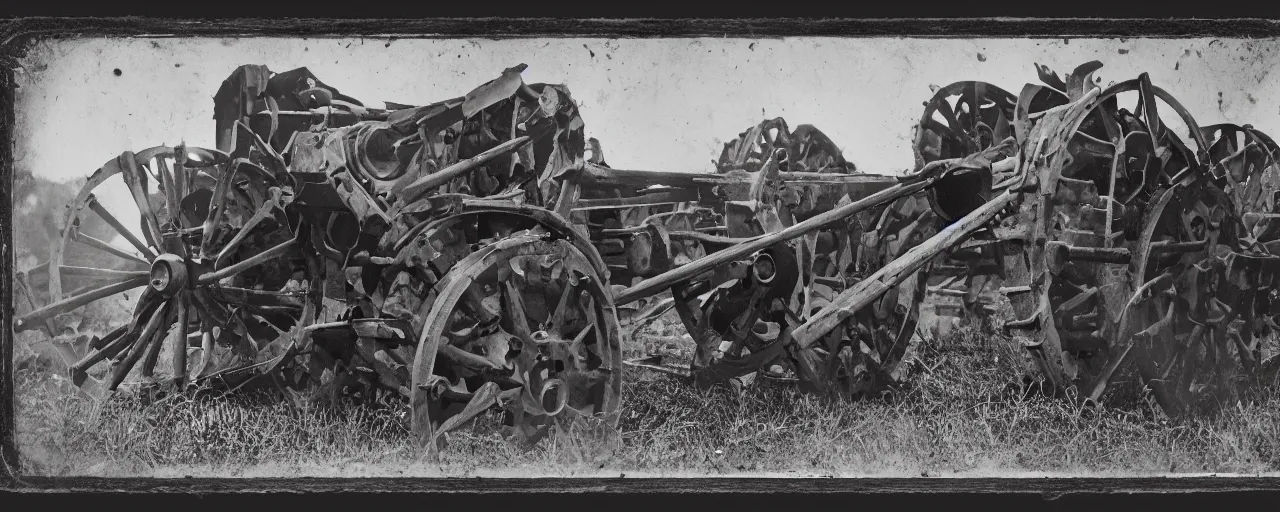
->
[12,312,1280,478]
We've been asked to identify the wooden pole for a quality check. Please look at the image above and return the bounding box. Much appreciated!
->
[790,190,1017,349]
[614,180,929,306]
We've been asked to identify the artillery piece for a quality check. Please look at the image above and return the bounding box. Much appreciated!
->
[988,62,1280,415]
[18,58,1280,457]
[560,143,915,396]
[576,93,1017,398]
[580,61,1280,416]
[17,63,622,447]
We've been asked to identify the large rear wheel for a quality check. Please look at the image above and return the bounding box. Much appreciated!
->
[409,234,623,448]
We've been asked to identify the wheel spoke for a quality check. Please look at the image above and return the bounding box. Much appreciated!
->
[212,285,306,310]
[68,322,140,385]
[173,144,190,206]
[119,151,164,250]
[109,299,173,391]
[570,321,597,366]
[153,155,183,230]
[969,84,981,137]
[502,280,535,342]
[577,291,605,359]
[196,238,295,285]
[934,99,968,150]
[547,278,576,334]
[141,300,177,378]
[86,195,157,261]
[59,265,150,281]
[70,229,150,266]
[13,273,56,335]
[48,268,150,299]
[192,288,234,331]
[195,330,216,380]
[172,292,191,387]
[23,261,146,289]
[1137,72,1163,142]
[922,119,960,144]
[121,287,164,335]
[200,160,243,258]
[16,275,149,332]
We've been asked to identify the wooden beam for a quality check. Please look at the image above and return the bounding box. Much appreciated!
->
[613,179,929,306]
[790,190,1017,349]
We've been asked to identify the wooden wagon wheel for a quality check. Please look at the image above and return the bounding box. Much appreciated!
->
[1007,69,1234,413]
[1202,125,1280,327]
[914,81,1018,170]
[668,180,927,399]
[1194,125,1280,405]
[1125,184,1247,416]
[783,194,926,396]
[409,234,622,448]
[1201,124,1280,221]
[716,118,851,174]
[716,118,794,174]
[18,145,320,392]
[806,194,931,399]
[912,81,1017,332]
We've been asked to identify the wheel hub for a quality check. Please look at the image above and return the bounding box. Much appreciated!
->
[150,253,189,297]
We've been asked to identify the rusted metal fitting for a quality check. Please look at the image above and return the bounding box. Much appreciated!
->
[149,253,188,297]
[539,378,569,417]
[752,251,777,284]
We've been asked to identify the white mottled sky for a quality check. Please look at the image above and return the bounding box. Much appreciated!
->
[13,36,1280,240]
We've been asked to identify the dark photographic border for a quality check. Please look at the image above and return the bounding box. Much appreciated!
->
[4,16,1280,503]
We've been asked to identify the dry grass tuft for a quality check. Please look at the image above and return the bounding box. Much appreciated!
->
[14,311,1280,477]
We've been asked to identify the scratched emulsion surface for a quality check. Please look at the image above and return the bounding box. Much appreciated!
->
[12,37,1280,234]
[11,36,1280,477]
